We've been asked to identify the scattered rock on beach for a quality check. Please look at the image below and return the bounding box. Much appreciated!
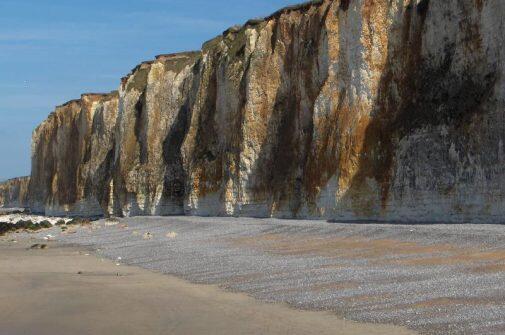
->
[44,234,55,241]
[166,232,177,239]
[29,243,48,250]
[104,219,118,227]
[67,218,92,226]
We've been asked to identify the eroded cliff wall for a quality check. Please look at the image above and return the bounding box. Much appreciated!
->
[0,177,30,208]
[28,0,505,222]
[29,92,118,216]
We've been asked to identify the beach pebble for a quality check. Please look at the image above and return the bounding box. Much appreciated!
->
[29,243,48,249]
[166,232,177,239]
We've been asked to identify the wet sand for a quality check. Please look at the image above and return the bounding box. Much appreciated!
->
[0,237,415,335]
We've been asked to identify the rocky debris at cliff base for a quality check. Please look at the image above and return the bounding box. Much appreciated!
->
[0,214,71,225]
[65,218,92,226]
[0,214,73,236]
[104,217,120,226]
[29,243,48,249]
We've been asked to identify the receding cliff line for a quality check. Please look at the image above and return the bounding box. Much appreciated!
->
[25,0,505,223]
[0,177,30,208]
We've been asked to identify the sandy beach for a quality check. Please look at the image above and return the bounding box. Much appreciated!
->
[0,237,415,335]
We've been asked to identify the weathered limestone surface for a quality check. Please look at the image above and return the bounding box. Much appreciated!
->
[29,93,118,216]
[0,177,30,208]
[113,52,201,216]
[26,0,505,223]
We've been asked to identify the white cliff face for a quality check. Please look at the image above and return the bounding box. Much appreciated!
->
[26,0,505,223]
[380,0,505,223]
[113,53,200,217]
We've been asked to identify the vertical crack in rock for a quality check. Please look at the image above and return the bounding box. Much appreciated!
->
[161,60,201,211]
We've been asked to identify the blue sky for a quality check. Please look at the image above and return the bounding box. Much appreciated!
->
[0,0,297,180]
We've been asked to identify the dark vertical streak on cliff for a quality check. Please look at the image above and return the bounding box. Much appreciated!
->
[250,4,330,215]
[162,104,190,205]
[134,91,148,165]
[95,145,115,214]
[161,61,200,208]
[192,50,222,197]
[340,0,351,11]
[345,0,497,215]
[58,109,80,206]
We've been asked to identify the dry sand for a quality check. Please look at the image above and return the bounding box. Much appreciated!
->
[0,237,415,335]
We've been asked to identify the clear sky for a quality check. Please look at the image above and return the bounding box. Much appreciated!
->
[0,0,298,180]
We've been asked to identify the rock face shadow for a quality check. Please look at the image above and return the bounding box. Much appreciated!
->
[337,0,501,222]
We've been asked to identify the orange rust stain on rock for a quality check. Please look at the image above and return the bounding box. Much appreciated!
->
[339,0,351,11]
[192,158,224,198]
[361,0,391,74]
[341,1,429,214]
[243,4,332,212]
[304,0,392,216]
[474,0,484,11]
[305,92,341,197]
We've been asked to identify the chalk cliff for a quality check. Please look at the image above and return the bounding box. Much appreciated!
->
[29,93,118,216]
[27,0,505,222]
[0,177,30,208]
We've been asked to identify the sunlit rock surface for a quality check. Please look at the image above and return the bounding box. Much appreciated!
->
[29,93,118,216]
[26,0,505,223]
[0,177,30,208]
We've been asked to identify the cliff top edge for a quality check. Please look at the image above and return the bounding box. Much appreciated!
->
[42,0,328,124]
[56,91,118,108]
